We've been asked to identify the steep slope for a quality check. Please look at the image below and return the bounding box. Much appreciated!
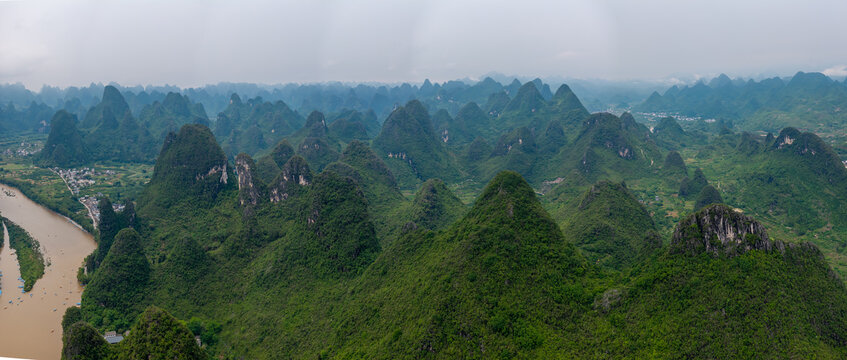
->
[543,112,661,182]
[82,228,151,329]
[215,95,304,157]
[537,120,567,154]
[662,150,688,178]
[82,86,157,162]
[139,124,231,210]
[435,102,494,147]
[694,184,723,210]
[498,81,548,131]
[465,136,493,163]
[484,91,511,117]
[81,85,131,129]
[118,306,206,359]
[235,153,264,211]
[296,136,340,172]
[138,92,209,140]
[328,109,376,141]
[325,140,406,242]
[561,181,661,269]
[250,168,381,283]
[295,110,330,139]
[61,321,111,360]
[277,111,343,171]
[270,139,296,167]
[477,126,538,180]
[267,155,313,203]
[771,127,847,184]
[549,84,590,128]
[737,131,763,155]
[404,178,465,231]
[327,171,591,358]
[679,167,709,198]
[253,139,295,184]
[38,110,88,167]
[372,100,460,188]
[651,116,696,149]
[728,127,847,239]
[586,205,847,358]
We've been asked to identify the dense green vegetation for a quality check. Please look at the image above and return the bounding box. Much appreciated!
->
[82,197,138,282]
[82,228,151,329]
[694,184,723,209]
[373,100,461,187]
[405,178,466,231]
[0,174,93,232]
[637,72,847,138]
[40,87,163,165]
[558,181,661,270]
[38,110,87,167]
[62,321,111,360]
[62,306,205,360]
[117,306,206,359]
[1,215,45,291]
[139,124,229,210]
[215,94,303,157]
[5,74,847,358]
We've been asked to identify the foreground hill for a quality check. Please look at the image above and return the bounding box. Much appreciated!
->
[21,76,847,358]
[66,129,847,357]
[583,205,847,358]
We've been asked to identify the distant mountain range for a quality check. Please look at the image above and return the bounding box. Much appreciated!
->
[636,71,847,135]
[5,72,847,358]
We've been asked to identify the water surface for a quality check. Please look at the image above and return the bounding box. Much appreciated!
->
[0,185,96,359]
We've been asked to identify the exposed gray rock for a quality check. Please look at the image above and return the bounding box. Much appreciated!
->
[401,221,418,234]
[593,288,622,313]
[269,155,312,203]
[235,153,261,208]
[671,204,771,256]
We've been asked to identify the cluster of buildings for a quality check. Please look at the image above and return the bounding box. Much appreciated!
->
[79,193,125,226]
[635,111,715,124]
[1,141,41,157]
[53,167,122,226]
[53,167,115,195]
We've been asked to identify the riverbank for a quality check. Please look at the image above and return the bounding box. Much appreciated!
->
[49,167,100,228]
[0,216,45,292]
[0,174,94,233]
[0,184,97,359]
[0,161,154,235]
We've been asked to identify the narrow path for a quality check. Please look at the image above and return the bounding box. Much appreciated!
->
[49,167,98,227]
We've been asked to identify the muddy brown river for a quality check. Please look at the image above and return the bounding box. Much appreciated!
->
[0,185,96,359]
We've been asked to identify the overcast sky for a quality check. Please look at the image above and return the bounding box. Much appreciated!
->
[1,0,846,89]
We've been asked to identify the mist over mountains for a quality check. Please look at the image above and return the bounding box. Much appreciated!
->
[5,70,847,358]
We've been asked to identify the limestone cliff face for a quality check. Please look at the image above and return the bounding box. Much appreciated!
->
[141,124,230,208]
[772,127,847,184]
[235,153,262,207]
[195,164,228,184]
[269,155,312,203]
[671,204,773,256]
[582,113,636,160]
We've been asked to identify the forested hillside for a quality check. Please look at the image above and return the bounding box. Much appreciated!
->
[3,75,847,358]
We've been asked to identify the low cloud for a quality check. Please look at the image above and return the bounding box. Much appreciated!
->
[822,65,847,77]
